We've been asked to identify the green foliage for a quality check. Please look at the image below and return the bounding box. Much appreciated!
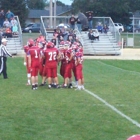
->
[56,0,65,6]
[72,0,140,25]
[26,0,47,10]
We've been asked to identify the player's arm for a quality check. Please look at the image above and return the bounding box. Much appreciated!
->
[28,55,31,68]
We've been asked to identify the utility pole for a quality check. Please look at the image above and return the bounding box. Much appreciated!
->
[54,0,56,28]
[50,0,53,28]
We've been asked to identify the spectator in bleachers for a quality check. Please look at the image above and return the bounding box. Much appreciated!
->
[97,22,103,33]
[53,28,64,43]
[6,10,14,22]
[93,29,99,41]
[67,29,76,43]
[3,27,12,38]
[10,17,18,26]
[3,18,11,28]
[0,9,5,27]
[88,29,94,40]
[86,11,93,29]
[88,29,99,42]
[69,14,76,30]
[12,23,18,35]
[59,26,68,41]
[76,17,82,32]
[10,17,18,35]
[51,37,57,46]
[103,24,109,34]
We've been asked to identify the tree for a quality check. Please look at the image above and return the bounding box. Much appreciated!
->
[26,0,47,9]
[0,0,28,27]
[56,1,65,6]
[71,0,140,25]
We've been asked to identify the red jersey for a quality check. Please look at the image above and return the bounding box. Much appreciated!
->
[44,47,59,68]
[28,46,40,64]
[65,48,74,63]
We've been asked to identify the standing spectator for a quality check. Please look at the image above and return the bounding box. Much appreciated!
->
[0,38,12,79]
[69,14,76,30]
[11,17,18,35]
[6,10,14,21]
[0,10,5,27]
[86,11,93,29]
[76,17,82,32]
[12,23,18,35]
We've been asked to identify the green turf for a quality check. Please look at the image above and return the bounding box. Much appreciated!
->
[0,58,140,140]
[22,33,40,46]
[121,33,140,48]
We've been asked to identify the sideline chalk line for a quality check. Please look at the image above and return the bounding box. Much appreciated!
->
[83,88,140,128]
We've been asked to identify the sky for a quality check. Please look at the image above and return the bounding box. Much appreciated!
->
[59,0,73,5]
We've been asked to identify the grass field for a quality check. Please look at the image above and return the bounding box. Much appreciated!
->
[22,33,40,46]
[1,58,140,140]
[121,33,140,48]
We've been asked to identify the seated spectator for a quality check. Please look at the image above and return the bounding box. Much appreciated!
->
[103,24,109,34]
[3,18,11,28]
[12,23,18,35]
[3,27,12,38]
[10,17,18,26]
[88,29,94,40]
[88,29,99,42]
[93,29,99,41]
[97,23,103,33]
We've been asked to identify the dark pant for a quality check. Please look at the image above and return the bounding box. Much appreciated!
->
[0,57,7,78]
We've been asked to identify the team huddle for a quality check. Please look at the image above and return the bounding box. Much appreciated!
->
[23,34,84,90]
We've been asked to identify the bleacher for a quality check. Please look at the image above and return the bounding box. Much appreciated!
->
[4,16,23,55]
[75,30,121,55]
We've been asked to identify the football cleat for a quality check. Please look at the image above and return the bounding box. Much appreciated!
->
[68,83,73,89]
[48,84,52,89]
[39,83,45,86]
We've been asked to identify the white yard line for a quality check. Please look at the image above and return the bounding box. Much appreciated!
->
[58,70,140,128]
[83,88,140,128]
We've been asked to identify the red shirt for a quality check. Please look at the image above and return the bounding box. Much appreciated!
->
[28,46,40,64]
[44,47,59,68]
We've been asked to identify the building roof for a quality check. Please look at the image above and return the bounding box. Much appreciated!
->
[28,9,49,18]
[56,5,71,15]
[28,5,72,18]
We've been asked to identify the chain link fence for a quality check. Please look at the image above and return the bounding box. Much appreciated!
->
[121,33,140,48]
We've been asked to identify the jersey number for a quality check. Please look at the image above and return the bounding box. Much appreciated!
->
[35,50,38,58]
[48,52,57,61]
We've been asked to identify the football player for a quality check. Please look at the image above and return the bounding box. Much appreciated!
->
[27,39,41,90]
[74,48,84,90]
[43,41,60,89]
[23,39,35,85]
